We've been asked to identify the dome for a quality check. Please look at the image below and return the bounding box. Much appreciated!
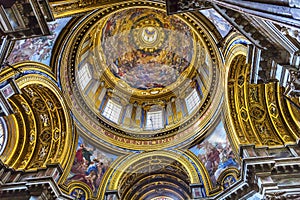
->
[100,8,194,90]
[59,4,223,150]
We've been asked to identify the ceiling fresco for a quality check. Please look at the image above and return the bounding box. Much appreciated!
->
[7,17,71,65]
[200,9,232,37]
[189,120,240,187]
[101,8,194,90]
[66,136,118,195]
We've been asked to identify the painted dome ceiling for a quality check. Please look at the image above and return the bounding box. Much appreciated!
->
[59,3,223,150]
[100,8,194,90]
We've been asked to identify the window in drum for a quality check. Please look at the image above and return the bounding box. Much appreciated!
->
[145,110,163,130]
[102,99,122,124]
[185,89,200,114]
[78,63,92,90]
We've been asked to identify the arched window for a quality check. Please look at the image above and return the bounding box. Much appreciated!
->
[145,110,163,130]
[102,99,122,124]
[78,63,92,90]
[185,89,200,114]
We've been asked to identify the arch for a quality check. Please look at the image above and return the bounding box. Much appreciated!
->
[222,36,249,155]
[103,150,201,199]
[225,53,300,154]
[0,62,76,171]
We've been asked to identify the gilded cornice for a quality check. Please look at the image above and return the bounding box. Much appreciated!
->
[0,61,55,83]
[49,0,165,18]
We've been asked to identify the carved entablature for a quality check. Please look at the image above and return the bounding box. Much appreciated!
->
[49,0,116,18]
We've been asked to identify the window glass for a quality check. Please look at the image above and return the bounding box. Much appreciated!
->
[145,110,163,130]
[78,63,92,89]
[185,89,200,114]
[102,99,122,124]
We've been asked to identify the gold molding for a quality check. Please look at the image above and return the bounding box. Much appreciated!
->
[50,0,165,18]
[226,54,300,153]
[107,151,200,191]
[1,62,76,171]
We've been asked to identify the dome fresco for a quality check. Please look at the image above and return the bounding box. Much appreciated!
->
[101,8,194,90]
[59,4,222,150]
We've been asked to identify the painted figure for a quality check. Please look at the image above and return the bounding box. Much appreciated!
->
[68,138,116,194]
[191,122,239,186]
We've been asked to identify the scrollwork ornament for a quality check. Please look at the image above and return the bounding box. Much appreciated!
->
[249,105,265,121]
[33,98,46,111]
[70,188,86,200]
[249,86,259,103]
[39,145,48,160]
[40,130,52,143]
